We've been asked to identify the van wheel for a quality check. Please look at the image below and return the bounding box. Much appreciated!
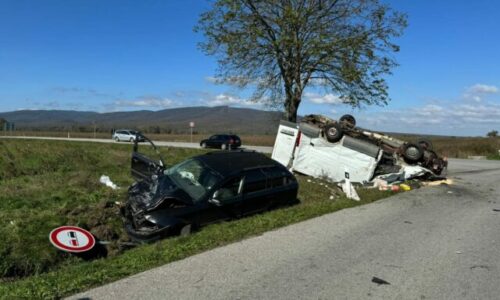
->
[417,139,433,151]
[221,144,227,150]
[339,114,356,128]
[201,142,206,148]
[402,143,424,163]
[324,123,343,143]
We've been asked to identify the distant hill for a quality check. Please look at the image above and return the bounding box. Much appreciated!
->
[0,106,285,135]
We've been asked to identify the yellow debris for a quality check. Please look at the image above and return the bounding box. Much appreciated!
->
[400,184,411,191]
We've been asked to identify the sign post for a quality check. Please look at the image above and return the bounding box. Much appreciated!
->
[189,121,195,143]
[49,226,96,253]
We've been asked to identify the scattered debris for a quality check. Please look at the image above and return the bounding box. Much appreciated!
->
[493,209,500,212]
[421,179,454,186]
[99,175,120,190]
[404,221,413,224]
[340,172,360,201]
[455,251,462,254]
[341,180,360,201]
[447,191,453,194]
[372,276,391,285]
[400,184,411,191]
[470,265,490,270]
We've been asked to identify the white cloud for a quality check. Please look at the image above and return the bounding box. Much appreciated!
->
[202,93,259,107]
[357,101,500,135]
[468,84,498,94]
[305,92,345,104]
[463,84,498,102]
[112,96,175,109]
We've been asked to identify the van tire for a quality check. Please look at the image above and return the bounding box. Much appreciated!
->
[417,139,433,151]
[324,123,343,143]
[403,143,424,163]
[339,114,356,128]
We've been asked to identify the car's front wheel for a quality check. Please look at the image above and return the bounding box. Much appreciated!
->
[114,136,120,142]
[221,144,227,150]
[129,137,135,143]
[201,142,207,148]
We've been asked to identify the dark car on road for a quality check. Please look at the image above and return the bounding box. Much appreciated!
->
[122,142,298,242]
[200,134,241,150]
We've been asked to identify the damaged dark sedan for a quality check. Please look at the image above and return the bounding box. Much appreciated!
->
[121,138,298,242]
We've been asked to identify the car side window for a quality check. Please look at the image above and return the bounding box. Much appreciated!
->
[243,169,268,194]
[266,167,292,188]
[210,135,217,140]
[213,176,243,202]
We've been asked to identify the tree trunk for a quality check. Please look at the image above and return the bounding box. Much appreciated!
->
[285,94,300,122]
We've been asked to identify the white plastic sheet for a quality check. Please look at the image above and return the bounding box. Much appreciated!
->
[99,175,120,190]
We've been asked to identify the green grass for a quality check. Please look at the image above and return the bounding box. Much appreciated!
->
[0,139,392,298]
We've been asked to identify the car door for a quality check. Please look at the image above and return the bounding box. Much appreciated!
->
[241,169,274,215]
[114,130,123,140]
[207,135,218,147]
[131,151,164,181]
[196,176,244,225]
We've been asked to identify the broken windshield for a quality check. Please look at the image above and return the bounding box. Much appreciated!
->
[165,158,222,203]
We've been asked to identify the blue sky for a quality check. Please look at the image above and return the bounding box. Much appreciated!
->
[0,0,499,136]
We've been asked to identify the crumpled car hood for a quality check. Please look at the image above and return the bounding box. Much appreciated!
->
[127,175,191,213]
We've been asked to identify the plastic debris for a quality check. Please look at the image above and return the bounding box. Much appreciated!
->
[99,175,120,190]
[421,179,454,186]
[341,171,360,201]
[400,184,411,191]
[372,276,390,285]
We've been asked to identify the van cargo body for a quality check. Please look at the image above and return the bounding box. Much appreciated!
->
[271,121,382,183]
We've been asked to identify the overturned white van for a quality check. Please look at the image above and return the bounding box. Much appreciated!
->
[271,115,447,183]
[272,120,382,183]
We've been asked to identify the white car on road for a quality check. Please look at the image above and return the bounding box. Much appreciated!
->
[112,130,144,142]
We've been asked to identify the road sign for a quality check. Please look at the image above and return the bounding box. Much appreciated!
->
[189,121,195,128]
[49,226,96,253]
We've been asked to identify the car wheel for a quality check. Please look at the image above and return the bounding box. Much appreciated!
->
[114,137,119,142]
[179,224,192,237]
[339,114,356,128]
[129,137,134,143]
[201,142,206,148]
[324,123,343,143]
[402,143,424,163]
[417,139,433,151]
[221,143,227,150]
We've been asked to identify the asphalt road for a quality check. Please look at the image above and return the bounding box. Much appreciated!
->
[69,158,500,300]
[0,136,274,153]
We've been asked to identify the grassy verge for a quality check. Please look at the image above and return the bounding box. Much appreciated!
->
[0,139,392,298]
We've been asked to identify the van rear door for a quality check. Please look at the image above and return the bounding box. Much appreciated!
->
[271,121,299,168]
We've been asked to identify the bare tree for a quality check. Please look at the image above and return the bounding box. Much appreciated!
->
[196,0,407,121]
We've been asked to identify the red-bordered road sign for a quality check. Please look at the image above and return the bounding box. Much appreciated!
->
[49,226,96,253]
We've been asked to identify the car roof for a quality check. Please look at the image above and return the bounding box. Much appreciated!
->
[195,151,279,176]
[211,134,239,137]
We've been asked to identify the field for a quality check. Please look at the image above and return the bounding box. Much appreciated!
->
[7,130,500,159]
[0,139,391,298]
